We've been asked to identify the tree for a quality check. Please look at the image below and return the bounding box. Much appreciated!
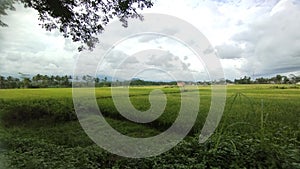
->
[102,76,108,86]
[282,76,289,84]
[1,0,153,51]
[22,77,31,88]
[235,76,251,84]
[0,0,15,26]
[0,76,5,88]
[6,76,14,88]
[61,75,71,87]
[275,74,282,84]
[289,74,297,84]
[255,77,268,84]
[225,79,233,84]
[95,77,100,83]
[103,76,107,82]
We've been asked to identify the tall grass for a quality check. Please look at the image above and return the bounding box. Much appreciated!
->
[0,85,299,168]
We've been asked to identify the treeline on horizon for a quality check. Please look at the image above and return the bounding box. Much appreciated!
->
[0,74,299,89]
[232,74,300,84]
[0,74,178,89]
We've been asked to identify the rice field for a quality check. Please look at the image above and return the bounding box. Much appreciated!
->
[0,84,299,168]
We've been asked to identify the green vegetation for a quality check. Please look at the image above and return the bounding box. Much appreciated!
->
[1,73,300,89]
[0,85,299,168]
[233,74,300,84]
[0,0,154,51]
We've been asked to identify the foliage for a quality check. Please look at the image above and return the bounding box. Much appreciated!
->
[0,0,153,51]
[0,74,72,89]
[234,76,252,84]
[234,74,300,84]
[1,98,76,126]
[1,74,181,89]
[0,0,15,26]
[2,73,300,89]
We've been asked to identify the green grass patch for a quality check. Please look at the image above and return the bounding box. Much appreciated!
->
[0,85,299,168]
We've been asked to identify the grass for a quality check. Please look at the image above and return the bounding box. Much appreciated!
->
[0,84,299,168]
[0,88,73,100]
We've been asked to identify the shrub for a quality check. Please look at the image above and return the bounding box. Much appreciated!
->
[1,99,77,126]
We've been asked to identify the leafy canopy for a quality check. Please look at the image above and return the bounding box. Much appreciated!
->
[0,0,153,51]
[0,0,15,26]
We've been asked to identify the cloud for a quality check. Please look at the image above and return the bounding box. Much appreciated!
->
[231,0,300,75]
[104,50,129,64]
[216,43,243,59]
[203,46,215,55]
[1,0,300,81]
[0,4,78,76]
[95,49,195,81]
[5,52,20,61]
[138,35,161,43]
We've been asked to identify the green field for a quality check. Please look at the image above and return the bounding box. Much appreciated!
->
[0,85,299,168]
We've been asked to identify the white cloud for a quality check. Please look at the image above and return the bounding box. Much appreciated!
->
[231,0,300,76]
[215,43,243,59]
[94,48,198,81]
[1,0,300,80]
[0,4,78,76]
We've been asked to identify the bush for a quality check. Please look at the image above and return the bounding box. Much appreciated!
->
[1,99,77,126]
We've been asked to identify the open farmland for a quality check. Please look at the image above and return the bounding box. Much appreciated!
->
[0,85,299,168]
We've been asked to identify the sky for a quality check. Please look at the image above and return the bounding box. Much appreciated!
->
[0,0,300,81]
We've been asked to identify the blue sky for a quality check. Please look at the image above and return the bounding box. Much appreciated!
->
[0,0,300,81]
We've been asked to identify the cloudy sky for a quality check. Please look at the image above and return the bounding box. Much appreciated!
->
[1,0,300,81]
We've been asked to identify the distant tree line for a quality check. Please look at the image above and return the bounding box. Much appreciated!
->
[1,74,300,89]
[0,74,72,89]
[73,77,178,88]
[0,75,178,89]
[233,74,300,84]
[125,79,177,86]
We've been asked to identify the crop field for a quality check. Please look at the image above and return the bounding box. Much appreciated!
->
[0,84,299,168]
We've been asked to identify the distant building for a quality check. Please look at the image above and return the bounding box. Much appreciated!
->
[177,81,186,92]
[177,82,185,87]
